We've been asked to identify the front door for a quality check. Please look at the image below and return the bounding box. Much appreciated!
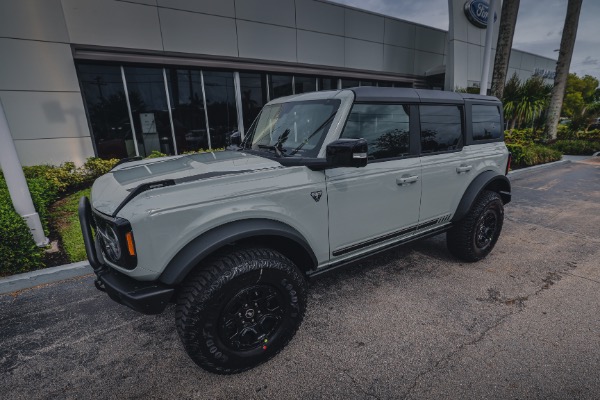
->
[326,103,422,260]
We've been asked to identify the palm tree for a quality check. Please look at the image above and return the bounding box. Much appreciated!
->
[491,0,520,99]
[544,0,584,139]
[502,74,552,130]
[502,73,521,129]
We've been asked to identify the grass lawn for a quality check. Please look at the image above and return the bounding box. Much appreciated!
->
[50,187,90,263]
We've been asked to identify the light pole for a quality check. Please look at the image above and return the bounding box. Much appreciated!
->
[480,0,498,95]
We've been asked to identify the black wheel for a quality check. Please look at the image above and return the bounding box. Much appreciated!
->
[176,248,307,374]
[447,190,504,262]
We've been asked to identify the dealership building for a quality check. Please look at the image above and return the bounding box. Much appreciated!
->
[0,0,557,166]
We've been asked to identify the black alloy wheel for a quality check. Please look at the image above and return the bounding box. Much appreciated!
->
[176,248,307,374]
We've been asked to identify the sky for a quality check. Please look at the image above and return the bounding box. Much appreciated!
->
[329,0,600,81]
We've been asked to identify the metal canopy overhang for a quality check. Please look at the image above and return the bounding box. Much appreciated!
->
[71,45,423,85]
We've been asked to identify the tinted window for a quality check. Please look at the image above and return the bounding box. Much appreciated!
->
[419,105,463,154]
[342,104,410,160]
[472,105,502,141]
[318,77,338,91]
[294,76,317,94]
[269,74,293,99]
[239,72,268,131]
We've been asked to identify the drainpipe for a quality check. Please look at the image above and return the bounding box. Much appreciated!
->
[0,98,49,246]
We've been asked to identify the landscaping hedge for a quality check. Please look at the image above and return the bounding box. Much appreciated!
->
[549,140,600,155]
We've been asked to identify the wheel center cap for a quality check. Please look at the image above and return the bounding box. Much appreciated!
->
[245,309,255,319]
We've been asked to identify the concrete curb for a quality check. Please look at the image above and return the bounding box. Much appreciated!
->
[508,159,570,178]
[0,261,93,295]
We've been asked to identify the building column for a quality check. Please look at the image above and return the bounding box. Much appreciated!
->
[0,98,49,246]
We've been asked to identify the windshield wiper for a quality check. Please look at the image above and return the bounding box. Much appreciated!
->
[288,112,337,156]
[257,144,287,157]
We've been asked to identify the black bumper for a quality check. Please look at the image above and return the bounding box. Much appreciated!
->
[78,196,174,315]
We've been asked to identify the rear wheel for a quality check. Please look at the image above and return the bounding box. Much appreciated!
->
[176,248,307,374]
[447,190,504,262]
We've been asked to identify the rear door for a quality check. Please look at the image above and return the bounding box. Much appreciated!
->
[326,103,422,260]
[418,104,472,224]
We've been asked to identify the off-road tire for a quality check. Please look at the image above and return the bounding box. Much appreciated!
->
[176,247,307,374]
[447,190,504,262]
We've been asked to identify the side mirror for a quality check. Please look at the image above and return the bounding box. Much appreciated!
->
[326,139,368,168]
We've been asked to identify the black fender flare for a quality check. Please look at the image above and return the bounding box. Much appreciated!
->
[451,171,511,223]
[159,219,318,285]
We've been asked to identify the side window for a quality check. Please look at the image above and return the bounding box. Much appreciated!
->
[472,105,502,141]
[341,104,410,160]
[419,105,463,154]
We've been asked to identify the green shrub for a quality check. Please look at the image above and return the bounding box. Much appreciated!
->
[83,157,119,179]
[0,179,42,276]
[146,150,167,159]
[549,140,600,155]
[506,143,562,167]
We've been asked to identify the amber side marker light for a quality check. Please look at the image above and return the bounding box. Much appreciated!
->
[125,232,136,256]
[505,153,512,175]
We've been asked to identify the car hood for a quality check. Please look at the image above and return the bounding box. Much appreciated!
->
[91,151,282,216]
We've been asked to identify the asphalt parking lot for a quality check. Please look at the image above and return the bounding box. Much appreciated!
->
[1,159,599,400]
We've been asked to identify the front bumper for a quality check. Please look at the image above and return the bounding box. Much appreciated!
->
[78,196,174,315]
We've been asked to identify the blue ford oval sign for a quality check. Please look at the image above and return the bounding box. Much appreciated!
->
[464,0,492,29]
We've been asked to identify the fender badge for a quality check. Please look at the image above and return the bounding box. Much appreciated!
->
[310,190,322,202]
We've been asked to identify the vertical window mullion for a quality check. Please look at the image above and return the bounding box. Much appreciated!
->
[233,71,245,140]
[163,68,178,155]
[200,70,212,150]
[120,66,140,157]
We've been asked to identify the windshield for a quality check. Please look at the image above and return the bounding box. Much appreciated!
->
[242,99,341,158]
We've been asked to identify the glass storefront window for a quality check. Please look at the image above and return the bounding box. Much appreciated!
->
[239,72,268,130]
[318,77,338,91]
[203,71,238,149]
[77,63,135,159]
[269,74,293,100]
[167,69,207,152]
[124,66,175,157]
[359,81,376,87]
[341,79,360,89]
[294,76,317,94]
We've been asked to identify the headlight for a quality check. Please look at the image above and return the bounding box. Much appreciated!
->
[98,224,121,262]
[93,211,137,269]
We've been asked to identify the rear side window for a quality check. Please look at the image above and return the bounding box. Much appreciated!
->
[472,105,502,141]
[342,104,410,160]
[419,105,463,154]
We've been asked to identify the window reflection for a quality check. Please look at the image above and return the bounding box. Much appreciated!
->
[203,71,238,148]
[318,77,338,91]
[78,64,135,159]
[419,105,463,153]
[342,104,410,160]
[294,76,317,94]
[239,72,268,131]
[124,66,175,157]
[269,74,293,99]
[472,105,501,141]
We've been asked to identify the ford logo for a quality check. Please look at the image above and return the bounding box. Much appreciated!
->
[464,0,496,29]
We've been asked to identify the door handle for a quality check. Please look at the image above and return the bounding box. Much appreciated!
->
[456,165,472,173]
[396,175,419,185]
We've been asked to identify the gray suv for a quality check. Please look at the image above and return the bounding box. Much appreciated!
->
[79,87,511,374]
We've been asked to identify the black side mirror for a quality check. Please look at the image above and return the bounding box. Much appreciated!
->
[326,139,368,168]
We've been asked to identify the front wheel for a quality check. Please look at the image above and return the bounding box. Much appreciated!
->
[176,248,307,374]
[447,190,504,262]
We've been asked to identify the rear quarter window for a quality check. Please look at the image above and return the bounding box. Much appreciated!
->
[472,105,502,141]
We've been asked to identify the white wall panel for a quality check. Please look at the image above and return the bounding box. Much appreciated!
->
[297,30,344,68]
[157,0,234,16]
[159,8,238,57]
[14,137,95,166]
[345,9,384,43]
[415,26,446,55]
[117,0,156,5]
[0,0,69,42]
[345,38,383,71]
[467,44,482,81]
[383,45,414,74]
[519,53,536,72]
[509,50,523,69]
[0,91,89,140]
[296,0,344,36]
[237,20,297,63]
[384,18,415,49]
[0,39,79,92]
[62,0,162,51]
[414,50,444,76]
[235,0,295,28]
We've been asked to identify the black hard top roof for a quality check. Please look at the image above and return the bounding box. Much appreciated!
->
[350,87,500,104]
